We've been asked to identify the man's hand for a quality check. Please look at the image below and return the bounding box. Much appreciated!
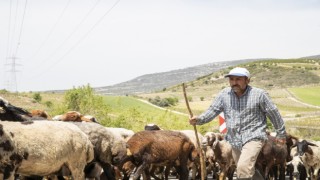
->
[189,116,198,125]
[275,137,286,145]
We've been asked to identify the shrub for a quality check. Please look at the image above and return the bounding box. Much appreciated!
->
[33,93,42,103]
[148,96,179,107]
[165,97,179,106]
[63,84,110,123]
[44,101,53,108]
[159,99,170,107]
[0,89,8,94]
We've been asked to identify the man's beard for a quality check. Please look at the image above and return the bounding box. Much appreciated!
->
[232,85,241,92]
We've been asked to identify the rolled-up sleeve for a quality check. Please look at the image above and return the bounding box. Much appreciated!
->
[260,91,286,138]
[197,93,223,125]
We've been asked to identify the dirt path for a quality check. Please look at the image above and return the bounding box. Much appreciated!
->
[139,89,320,121]
[138,99,189,116]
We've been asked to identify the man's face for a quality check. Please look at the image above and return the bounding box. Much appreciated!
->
[228,76,249,93]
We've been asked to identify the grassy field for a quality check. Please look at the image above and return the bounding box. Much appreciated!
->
[136,86,320,139]
[103,96,217,133]
[289,86,320,106]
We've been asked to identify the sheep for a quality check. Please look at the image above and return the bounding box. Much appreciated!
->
[201,132,224,179]
[69,122,127,180]
[201,131,235,180]
[179,130,205,180]
[142,126,203,179]
[105,127,134,142]
[82,161,122,180]
[284,134,300,179]
[151,129,205,180]
[264,132,300,179]
[0,98,51,123]
[144,123,162,131]
[256,134,288,180]
[53,111,96,123]
[286,146,307,180]
[124,130,197,180]
[103,127,135,179]
[30,110,51,119]
[56,126,133,180]
[0,120,94,179]
[83,115,98,123]
[141,127,204,179]
[0,97,33,123]
[293,139,320,180]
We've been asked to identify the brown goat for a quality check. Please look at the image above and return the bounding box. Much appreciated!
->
[256,135,288,180]
[124,130,197,180]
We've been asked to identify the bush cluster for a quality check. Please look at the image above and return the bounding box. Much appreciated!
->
[148,96,179,107]
[53,84,111,125]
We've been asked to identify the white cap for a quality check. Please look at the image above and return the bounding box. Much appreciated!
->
[225,67,250,78]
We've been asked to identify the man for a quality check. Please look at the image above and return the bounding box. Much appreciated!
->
[189,67,286,180]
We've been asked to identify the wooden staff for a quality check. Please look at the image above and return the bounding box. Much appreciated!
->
[182,83,206,180]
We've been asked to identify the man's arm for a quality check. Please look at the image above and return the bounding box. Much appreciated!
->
[261,91,286,142]
[189,94,224,126]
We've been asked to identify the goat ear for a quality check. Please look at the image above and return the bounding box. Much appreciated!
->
[291,144,297,148]
[307,142,318,147]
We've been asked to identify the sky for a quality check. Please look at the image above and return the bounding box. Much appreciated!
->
[1,0,320,92]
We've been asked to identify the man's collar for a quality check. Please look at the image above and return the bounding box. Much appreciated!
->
[231,85,251,97]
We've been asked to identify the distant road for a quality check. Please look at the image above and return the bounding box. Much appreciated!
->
[138,99,189,116]
[138,90,320,122]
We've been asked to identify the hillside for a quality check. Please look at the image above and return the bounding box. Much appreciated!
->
[136,59,320,138]
[94,59,264,95]
[300,54,320,59]
[137,59,320,102]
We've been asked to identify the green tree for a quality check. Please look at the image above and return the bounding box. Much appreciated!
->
[63,84,110,123]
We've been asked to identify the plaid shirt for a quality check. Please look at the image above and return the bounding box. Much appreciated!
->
[197,85,286,149]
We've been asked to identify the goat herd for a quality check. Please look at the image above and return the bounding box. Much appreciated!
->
[0,97,319,180]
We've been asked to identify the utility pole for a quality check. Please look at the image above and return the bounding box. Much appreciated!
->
[5,56,21,92]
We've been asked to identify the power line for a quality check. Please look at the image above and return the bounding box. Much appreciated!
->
[8,0,20,58]
[31,0,102,69]
[28,0,72,60]
[14,0,28,57]
[27,0,121,80]
[3,0,14,90]
[5,0,13,64]
[3,0,26,91]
